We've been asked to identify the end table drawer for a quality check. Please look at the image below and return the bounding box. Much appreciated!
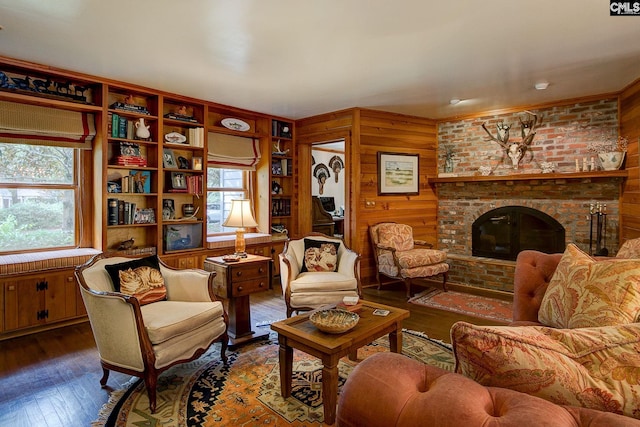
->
[232,277,268,297]
[230,262,269,281]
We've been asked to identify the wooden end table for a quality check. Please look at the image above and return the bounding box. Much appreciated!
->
[204,254,271,348]
[270,301,409,426]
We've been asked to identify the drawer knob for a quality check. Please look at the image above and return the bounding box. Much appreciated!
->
[259,282,264,288]
[258,267,264,273]
[236,271,243,277]
[237,286,243,292]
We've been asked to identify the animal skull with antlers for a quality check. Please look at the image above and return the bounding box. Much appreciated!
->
[481,112,542,169]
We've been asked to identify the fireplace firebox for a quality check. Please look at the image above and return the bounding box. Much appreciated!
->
[472,206,565,260]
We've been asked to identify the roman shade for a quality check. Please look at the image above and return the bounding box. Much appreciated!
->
[0,100,96,149]
[207,133,261,170]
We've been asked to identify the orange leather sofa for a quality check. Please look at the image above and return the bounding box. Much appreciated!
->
[336,249,640,426]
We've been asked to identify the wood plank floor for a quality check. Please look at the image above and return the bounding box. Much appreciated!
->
[0,283,506,426]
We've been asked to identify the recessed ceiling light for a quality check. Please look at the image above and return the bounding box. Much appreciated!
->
[450,98,461,105]
[534,82,549,90]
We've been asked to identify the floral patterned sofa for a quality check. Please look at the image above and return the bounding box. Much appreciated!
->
[452,241,640,420]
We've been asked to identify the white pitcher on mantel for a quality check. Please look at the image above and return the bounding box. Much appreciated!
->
[134,117,151,140]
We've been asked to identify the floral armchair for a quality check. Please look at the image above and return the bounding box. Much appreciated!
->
[369,222,449,298]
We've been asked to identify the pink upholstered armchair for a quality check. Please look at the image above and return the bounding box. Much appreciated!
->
[369,222,449,297]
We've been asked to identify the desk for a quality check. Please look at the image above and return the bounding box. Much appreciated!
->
[204,254,271,348]
[332,216,344,236]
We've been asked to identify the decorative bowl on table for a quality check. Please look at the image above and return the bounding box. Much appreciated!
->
[310,309,359,334]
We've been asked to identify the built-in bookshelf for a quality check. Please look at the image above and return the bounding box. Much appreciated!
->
[269,119,294,239]
[160,97,207,254]
[103,86,160,253]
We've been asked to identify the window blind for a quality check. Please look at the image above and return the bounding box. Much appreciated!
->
[207,133,261,170]
[0,100,96,149]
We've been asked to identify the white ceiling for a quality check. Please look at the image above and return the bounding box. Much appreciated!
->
[0,0,639,120]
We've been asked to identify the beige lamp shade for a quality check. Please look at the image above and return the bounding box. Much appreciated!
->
[223,199,258,228]
[223,199,258,257]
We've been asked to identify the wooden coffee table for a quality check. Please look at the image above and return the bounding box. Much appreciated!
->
[270,301,409,425]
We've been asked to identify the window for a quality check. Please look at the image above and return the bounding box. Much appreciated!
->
[206,167,248,234]
[0,143,78,252]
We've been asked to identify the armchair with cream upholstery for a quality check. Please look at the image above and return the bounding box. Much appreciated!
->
[369,222,449,298]
[279,233,361,317]
[75,253,228,413]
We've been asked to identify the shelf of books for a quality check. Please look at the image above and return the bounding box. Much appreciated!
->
[269,119,294,240]
[160,97,206,254]
[103,86,160,253]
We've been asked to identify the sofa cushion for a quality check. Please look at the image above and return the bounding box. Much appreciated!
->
[300,238,340,272]
[451,321,640,419]
[538,244,640,328]
[617,237,640,259]
[104,255,166,305]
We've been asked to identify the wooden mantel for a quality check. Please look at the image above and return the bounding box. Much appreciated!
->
[427,170,628,185]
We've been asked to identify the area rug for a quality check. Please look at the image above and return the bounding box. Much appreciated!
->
[93,330,454,426]
[409,289,513,323]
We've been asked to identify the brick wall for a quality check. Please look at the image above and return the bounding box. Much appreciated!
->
[436,97,621,292]
[438,98,619,175]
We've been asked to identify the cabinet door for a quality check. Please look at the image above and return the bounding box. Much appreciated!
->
[45,271,78,323]
[4,276,44,330]
[3,270,78,331]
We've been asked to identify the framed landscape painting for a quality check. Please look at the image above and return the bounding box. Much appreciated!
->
[377,152,419,195]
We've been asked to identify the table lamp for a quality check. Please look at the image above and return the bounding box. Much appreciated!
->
[222,199,258,257]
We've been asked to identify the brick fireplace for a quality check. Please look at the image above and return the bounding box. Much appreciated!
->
[435,176,623,293]
[435,97,622,293]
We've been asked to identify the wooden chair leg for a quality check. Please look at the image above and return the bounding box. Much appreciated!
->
[405,279,412,299]
[442,271,449,292]
[144,371,158,413]
[99,366,110,387]
[220,333,229,363]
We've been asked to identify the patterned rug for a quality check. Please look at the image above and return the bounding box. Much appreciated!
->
[409,289,513,323]
[93,330,454,426]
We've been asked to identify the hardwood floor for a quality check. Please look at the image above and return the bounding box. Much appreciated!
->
[0,283,505,426]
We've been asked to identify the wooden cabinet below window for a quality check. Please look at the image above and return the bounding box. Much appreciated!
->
[2,268,86,335]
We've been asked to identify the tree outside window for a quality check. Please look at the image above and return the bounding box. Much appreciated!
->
[0,143,77,252]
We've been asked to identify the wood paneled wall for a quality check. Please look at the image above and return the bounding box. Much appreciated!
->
[296,108,438,286]
[620,78,640,241]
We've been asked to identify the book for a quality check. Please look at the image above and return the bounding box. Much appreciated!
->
[111,113,119,138]
[118,116,127,138]
[107,198,118,225]
[118,200,125,224]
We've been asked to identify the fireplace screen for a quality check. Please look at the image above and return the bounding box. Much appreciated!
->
[472,206,565,260]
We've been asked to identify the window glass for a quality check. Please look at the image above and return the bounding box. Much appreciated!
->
[206,167,247,234]
[0,143,77,252]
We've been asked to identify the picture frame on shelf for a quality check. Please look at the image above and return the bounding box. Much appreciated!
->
[171,172,187,189]
[163,148,177,168]
[162,199,175,220]
[177,156,190,169]
[130,170,151,193]
[192,156,202,170]
[377,151,419,196]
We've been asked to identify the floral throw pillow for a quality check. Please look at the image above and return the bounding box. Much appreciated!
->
[104,255,166,305]
[301,239,340,272]
[538,244,640,328]
[452,321,640,419]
